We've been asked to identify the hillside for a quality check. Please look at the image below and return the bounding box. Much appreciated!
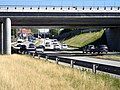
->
[63,30,104,48]
[0,54,120,90]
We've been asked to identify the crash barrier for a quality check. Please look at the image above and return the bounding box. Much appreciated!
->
[23,51,120,75]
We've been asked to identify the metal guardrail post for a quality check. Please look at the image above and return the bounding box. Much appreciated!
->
[28,52,31,55]
[32,53,35,58]
[92,64,99,74]
[71,60,74,68]
[56,57,59,64]
[45,55,48,60]
[38,54,41,59]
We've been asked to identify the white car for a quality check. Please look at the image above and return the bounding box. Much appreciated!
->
[35,45,45,53]
[54,44,61,50]
[61,44,68,50]
[45,42,54,50]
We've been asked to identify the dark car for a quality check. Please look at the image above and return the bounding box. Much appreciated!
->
[28,43,36,48]
[12,44,22,54]
[97,45,108,54]
[19,45,27,53]
[83,45,96,53]
[35,45,45,53]
[27,43,36,52]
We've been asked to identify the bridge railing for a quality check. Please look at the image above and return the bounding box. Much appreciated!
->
[0,5,120,12]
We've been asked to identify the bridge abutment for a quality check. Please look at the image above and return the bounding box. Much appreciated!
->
[2,18,11,55]
[105,28,120,51]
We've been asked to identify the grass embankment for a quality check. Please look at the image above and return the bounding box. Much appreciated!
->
[63,30,104,48]
[34,38,43,46]
[0,54,120,90]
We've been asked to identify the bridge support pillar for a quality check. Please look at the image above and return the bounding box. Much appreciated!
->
[3,18,11,55]
[105,28,120,51]
[0,23,3,54]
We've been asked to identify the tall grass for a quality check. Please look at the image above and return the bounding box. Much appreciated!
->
[0,54,120,90]
[64,30,104,48]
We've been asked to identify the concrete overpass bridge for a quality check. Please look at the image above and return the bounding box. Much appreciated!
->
[0,5,120,54]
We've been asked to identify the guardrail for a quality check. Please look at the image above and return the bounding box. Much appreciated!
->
[0,5,120,12]
[25,51,120,75]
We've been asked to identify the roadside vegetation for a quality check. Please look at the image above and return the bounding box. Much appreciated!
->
[63,30,104,48]
[34,38,43,46]
[0,54,120,90]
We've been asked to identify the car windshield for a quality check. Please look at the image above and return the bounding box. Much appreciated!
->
[99,45,107,47]
[88,45,95,49]
[63,44,67,46]
[17,41,23,43]
[16,44,21,47]
[37,45,44,48]
[46,42,50,44]
[29,44,35,48]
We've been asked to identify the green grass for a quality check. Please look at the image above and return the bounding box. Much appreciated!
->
[0,54,120,90]
[63,30,104,48]
[34,38,43,46]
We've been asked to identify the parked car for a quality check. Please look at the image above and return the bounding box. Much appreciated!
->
[97,45,108,54]
[83,45,96,53]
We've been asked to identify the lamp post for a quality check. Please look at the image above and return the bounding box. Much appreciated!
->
[38,29,39,38]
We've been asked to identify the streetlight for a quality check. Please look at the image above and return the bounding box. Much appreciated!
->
[38,29,39,38]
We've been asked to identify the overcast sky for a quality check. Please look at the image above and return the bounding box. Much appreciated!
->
[0,0,120,6]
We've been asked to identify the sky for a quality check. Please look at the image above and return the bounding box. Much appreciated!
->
[0,0,120,6]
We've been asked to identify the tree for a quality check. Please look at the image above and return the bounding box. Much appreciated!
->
[30,28,38,34]
[59,28,73,35]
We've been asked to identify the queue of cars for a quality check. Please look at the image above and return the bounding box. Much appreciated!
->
[83,44,108,54]
[12,38,108,55]
[43,38,68,50]
[12,38,68,54]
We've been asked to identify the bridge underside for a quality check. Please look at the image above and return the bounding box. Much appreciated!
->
[0,17,120,27]
[0,14,120,54]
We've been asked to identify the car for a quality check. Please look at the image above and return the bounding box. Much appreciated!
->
[51,39,58,42]
[27,43,36,51]
[35,45,45,53]
[83,45,96,53]
[12,44,22,53]
[17,39,24,45]
[97,45,108,54]
[45,42,54,50]
[61,44,68,50]
[54,44,61,50]
[19,45,27,53]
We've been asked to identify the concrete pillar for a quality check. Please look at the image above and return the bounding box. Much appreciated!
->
[105,28,120,51]
[0,23,3,54]
[3,18,11,55]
